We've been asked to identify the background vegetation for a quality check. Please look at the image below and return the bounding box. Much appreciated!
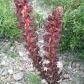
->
[0,0,20,40]
[0,0,84,58]
[27,72,41,84]
[42,0,84,59]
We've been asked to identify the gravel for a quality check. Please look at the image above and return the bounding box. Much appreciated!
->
[0,40,84,84]
[13,72,24,81]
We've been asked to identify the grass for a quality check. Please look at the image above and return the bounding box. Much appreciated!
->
[40,0,84,59]
[0,0,21,40]
[27,72,41,84]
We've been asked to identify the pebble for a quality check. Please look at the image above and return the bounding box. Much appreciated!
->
[72,62,76,68]
[63,74,70,79]
[19,67,24,71]
[0,68,2,75]
[43,60,50,64]
[19,51,24,57]
[57,61,63,74]
[41,79,48,84]
[13,72,24,81]
[79,71,84,77]
[1,68,8,76]
[1,60,6,66]
[8,69,13,74]
[15,82,22,84]
[76,63,80,70]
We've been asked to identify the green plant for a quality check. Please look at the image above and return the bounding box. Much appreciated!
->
[43,0,84,59]
[28,72,41,84]
[61,2,84,54]
[0,0,20,39]
[35,13,44,28]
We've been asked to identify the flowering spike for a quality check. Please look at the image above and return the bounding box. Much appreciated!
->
[14,0,42,72]
[43,6,63,84]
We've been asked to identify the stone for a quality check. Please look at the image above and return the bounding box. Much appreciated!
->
[76,63,80,70]
[43,60,50,64]
[15,82,22,84]
[63,74,70,79]
[72,62,76,68]
[57,61,63,74]
[19,51,24,57]
[57,61,63,69]
[8,69,13,74]
[41,79,48,84]
[79,71,84,77]
[1,60,6,66]
[19,67,24,71]
[13,72,24,81]
[0,68,3,75]
[1,68,8,76]
[68,62,72,69]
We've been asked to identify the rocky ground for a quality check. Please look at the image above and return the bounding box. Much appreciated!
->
[0,40,35,84]
[60,53,84,84]
[0,38,84,84]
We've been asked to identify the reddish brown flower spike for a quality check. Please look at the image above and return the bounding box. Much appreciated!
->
[14,0,43,73]
[43,6,63,84]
